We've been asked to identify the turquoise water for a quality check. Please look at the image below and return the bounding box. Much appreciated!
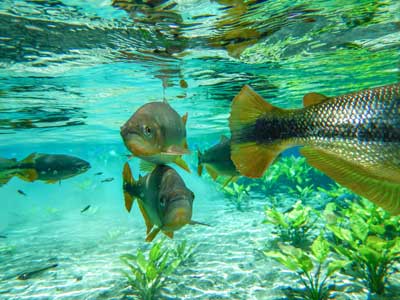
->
[0,1,399,299]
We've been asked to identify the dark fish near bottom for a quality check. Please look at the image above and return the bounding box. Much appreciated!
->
[17,263,58,280]
[80,205,91,213]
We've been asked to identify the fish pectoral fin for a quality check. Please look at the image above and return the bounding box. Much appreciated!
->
[16,169,38,182]
[174,156,191,173]
[301,146,400,215]
[163,145,191,155]
[229,85,285,178]
[139,160,156,173]
[145,228,161,242]
[137,201,153,235]
[162,231,174,239]
[205,165,218,180]
[303,92,329,107]
[122,162,137,212]
[181,112,188,126]
[189,220,211,227]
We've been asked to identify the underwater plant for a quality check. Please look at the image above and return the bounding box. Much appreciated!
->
[120,239,195,300]
[222,181,250,211]
[265,235,347,300]
[264,200,318,247]
[326,199,400,295]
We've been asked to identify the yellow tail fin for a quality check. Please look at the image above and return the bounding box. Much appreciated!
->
[122,162,137,212]
[229,85,286,178]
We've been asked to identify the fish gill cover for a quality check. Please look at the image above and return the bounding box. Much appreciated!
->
[0,0,399,299]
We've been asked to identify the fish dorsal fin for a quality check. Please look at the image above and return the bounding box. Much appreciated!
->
[162,231,174,239]
[229,85,286,178]
[205,165,218,180]
[303,92,329,107]
[122,162,136,212]
[145,227,161,242]
[140,160,156,173]
[197,148,203,176]
[174,156,191,173]
[138,201,153,235]
[21,153,36,164]
[181,112,188,126]
[300,146,400,215]
[16,169,38,182]
[220,135,229,143]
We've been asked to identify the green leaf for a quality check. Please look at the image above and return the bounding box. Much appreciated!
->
[351,215,368,242]
[327,260,349,277]
[298,254,314,273]
[264,250,299,271]
[265,209,288,228]
[136,251,148,274]
[150,242,162,262]
[359,245,381,266]
[311,234,330,263]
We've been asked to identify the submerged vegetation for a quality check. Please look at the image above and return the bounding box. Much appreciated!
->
[120,239,195,300]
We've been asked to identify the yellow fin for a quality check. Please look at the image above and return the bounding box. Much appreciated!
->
[138,201,153,235]
[205,165,218,180]
[174,156,191,173]
[162,231,174,239]
[16,169,38,182]
[301,146,400,215]
[145,228,161,242]
[21,153,36,164]
[122,162,136,212]
[229,85,285,178]
[181,112,188,126]
[303,92,329,107]
[139,160,156,173]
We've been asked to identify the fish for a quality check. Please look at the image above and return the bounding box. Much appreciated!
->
[122,162,206,242]
[120,102,191,172]
[101,177,114,183]
[229,83,400,214]
[94,172,103,176]
[197,135,240,186]
[17,263,58,280]
[17,189,27,196]
[80,205,91,213]
[0,153,90,185]
[0,235,6,238]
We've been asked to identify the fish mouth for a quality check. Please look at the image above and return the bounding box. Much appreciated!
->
[163,201,192,230]
[121,132,159,156]
[76,161,91,173]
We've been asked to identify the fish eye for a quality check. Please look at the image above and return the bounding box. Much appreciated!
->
[190,191,195,199]
[142,125,152,137]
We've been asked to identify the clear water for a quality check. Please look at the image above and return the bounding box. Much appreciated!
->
[0,1,399,299]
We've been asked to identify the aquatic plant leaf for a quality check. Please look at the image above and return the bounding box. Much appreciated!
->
[150,242,162,262]
[311,234,330,263]
[369,224,385,235]
[350,215,368,242]
[366,236,388,252]
[264,250,298,271]
[359,246,381,266]
[327,225,353,244]
[327,260,349,277]
[264,208,288,228]
[136,251,148,274]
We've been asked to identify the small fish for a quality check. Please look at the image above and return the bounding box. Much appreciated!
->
[17,263,58,280]
[122,162,206,242]
[101,177,114,183]
[197,135,240,186]
[179,79,188,89]
[94,172,103,176]
[0,235,6,238]
[229,83,400,214]
[80,205,91,213]
[120,102,191,172]
[17,189,27,196]
[0,153,90,186]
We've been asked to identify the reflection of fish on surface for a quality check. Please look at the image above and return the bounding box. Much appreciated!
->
[0,153,90,186]
[122,162,206,242]
[120,101,191,172]
[197,135,240,186]
[229,83,400,214]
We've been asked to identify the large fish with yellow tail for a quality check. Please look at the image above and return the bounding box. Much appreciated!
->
[120,102,191,172]
[197,135,240,186]
[122,162,207,242]
[229,83,400,214]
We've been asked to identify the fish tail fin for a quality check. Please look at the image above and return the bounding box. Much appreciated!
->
[15,169,38,182]
[229,85,286,178]
[197,147,203,176]
[122,162,138,212]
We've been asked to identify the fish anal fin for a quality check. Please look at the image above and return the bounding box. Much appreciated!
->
[16,169,38,182]
[231,142,284,178]
[205,165,218,180]
[181,112,188,126]
[137,201,153,235]
[145,228,161,242]
[301,146,400,215]
[174,156,191,173]
[303,92,329,107]
[140,160,156,173]
[162,231,174,239]
[122,162,136,212]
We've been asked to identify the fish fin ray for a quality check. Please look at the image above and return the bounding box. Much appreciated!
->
[303,92,329,107]
[137,201,153,235]
[205,165,218,180]
[145,228,161,242]
[301,146,400,215]
[122,162,137,212]
[174,156,191,173]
